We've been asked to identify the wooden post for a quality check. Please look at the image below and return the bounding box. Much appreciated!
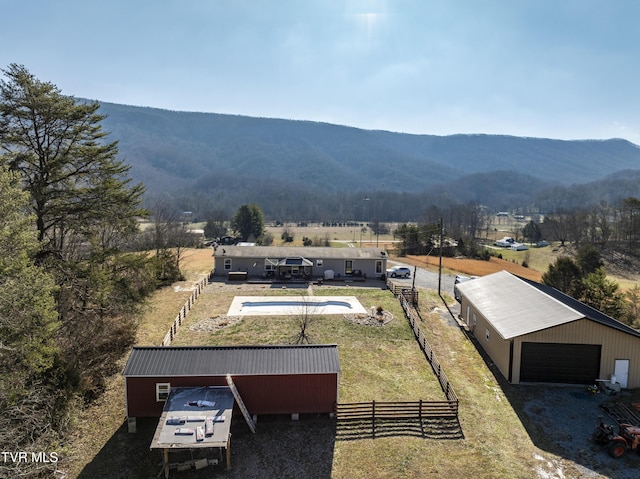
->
[371,400,376,439]
[226,374,256,433]
[163,448,169,479]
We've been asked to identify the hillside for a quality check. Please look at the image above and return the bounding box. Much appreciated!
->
[95,101,640,218]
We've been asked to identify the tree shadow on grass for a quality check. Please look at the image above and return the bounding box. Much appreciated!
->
[76,415,336,479]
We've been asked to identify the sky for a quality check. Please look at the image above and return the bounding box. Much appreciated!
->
[2,0,640,143]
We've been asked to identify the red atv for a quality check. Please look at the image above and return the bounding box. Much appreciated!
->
[593,417,640,458]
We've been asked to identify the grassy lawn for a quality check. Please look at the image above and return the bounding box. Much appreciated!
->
[172,286,444,403]
[63,248,587,478]
[166,275,562,478]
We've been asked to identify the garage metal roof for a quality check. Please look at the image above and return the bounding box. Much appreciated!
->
[123,344,340,378]
[455,270,584,339]
[520,275,640,339]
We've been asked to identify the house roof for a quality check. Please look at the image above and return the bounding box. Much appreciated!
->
[456,270,640,340]
[123,344,340,378]
[215,246,386,260]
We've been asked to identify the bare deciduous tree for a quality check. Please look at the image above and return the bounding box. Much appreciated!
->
[291,296,319,344]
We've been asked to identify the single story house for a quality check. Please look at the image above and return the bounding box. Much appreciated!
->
[123,344,340,420]
[213,246,387,280]
[455,270,640,388]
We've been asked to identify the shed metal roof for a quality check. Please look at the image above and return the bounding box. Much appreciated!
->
[455,270,584,339]
[123,344,340,378]
[457,270,640,340]
[215,246,386,260]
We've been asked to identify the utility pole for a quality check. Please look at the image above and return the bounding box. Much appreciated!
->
[438,217,443,296]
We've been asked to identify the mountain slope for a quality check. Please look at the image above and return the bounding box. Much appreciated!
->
[94,101,640,217]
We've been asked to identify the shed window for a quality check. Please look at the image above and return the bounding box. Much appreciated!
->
[156,383,170,402]
[376,260,382,274]
[224,259,232,271]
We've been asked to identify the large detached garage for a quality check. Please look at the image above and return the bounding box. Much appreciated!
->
[123,344,340,420]
[456,271,640,388]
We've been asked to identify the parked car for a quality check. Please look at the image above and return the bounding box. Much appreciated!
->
[386,266,411,278]
[454,275,477,302]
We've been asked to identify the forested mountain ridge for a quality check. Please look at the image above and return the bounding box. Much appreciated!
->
[95,101,640,219]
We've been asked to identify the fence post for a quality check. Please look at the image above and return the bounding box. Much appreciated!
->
[372,400,376,439]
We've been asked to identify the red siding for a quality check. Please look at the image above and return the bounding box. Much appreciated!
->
[126,374,337,417]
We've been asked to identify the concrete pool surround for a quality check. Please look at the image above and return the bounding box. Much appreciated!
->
[227,296,367,316]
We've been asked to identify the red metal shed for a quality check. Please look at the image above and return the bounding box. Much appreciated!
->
[123,344,340,419]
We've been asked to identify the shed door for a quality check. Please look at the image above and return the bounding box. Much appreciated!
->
[520,342,601,384]
[614,360,629,388]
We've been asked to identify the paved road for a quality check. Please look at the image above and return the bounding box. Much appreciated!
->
[386,260,456,295]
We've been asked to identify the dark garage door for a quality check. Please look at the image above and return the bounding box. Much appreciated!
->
[520,342,601,384]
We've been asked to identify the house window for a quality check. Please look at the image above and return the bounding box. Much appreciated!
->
[473,314,477,327]
[345,260,353,275]
[485,328,490,341]
[156,382,171,402]
[224,259,232,271]
[375,260,382,274]
[316,259,323,267]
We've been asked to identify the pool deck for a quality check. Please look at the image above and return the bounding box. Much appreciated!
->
[227,295,368,316]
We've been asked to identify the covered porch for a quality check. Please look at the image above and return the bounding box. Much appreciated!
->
[275,256,313,279]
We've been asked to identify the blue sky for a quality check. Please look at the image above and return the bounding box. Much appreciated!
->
[3,0,640,142]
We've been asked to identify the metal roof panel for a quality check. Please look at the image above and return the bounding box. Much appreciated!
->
[216,246,386,260]
[455,270,583,339]
[123,344,340,377]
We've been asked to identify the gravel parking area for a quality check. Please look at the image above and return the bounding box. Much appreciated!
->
[516,384,640,479]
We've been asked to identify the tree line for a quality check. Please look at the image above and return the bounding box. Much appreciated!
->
[391,201,640,328]
[0,64,183,478]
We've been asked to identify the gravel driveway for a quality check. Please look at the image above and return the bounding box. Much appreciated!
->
[518,385,640,479]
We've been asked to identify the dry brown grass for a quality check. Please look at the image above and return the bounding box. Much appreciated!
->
[60,249,214,477]
[401,254,544,281]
